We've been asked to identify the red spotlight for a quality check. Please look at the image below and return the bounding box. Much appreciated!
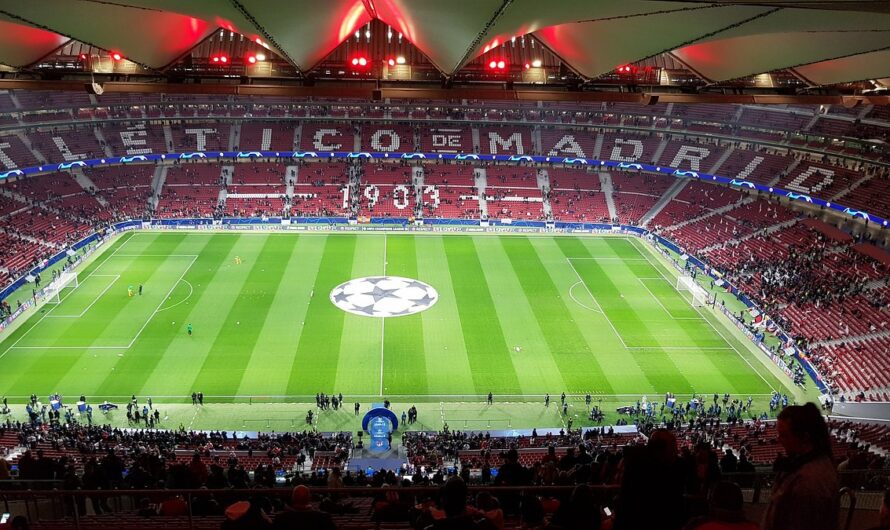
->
[219,55,228,64]
[79,53,87,61]
[111,52,123,61]
[247,55,257,64]
[351,58,359,66]
[387,58,395,66]
[488,60,497,69]
[497,60,506,69]
[212,55,220,63]
[357,57,367,66]
[524,63,530,69]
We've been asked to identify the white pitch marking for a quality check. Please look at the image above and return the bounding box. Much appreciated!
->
[0,392,778,399]
[566,257,650,261]
[46,274,121,318]
[0,231,136,360]
[8,255,198,352]
[124,255,198,349]
[10,346,128,350]
[565,258,628,349]
[628,238,777,393]
[636,277,704,321]
[380,233,387,397]
[156,279,194,313]
[626,346,733,351]
[568,281,603,314]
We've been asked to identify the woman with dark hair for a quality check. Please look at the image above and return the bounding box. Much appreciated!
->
[614,429,686,530]
[551,484,602,530]
[866,489,890,530]
[762,402,839,530]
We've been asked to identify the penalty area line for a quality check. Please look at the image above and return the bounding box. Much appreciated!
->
[15,254,204,353]
[565,258,628,349]
[0,233,135,361]
[636,277,704,321]
[568,281,602,314]
[628,237,778,394]
[46,274,121,318]
[126,255,198,349]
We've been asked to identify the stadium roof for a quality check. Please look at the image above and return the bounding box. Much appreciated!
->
[0,0,889,86]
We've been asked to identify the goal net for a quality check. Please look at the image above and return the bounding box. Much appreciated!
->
[676,274,709,308]
[43,272,78,304]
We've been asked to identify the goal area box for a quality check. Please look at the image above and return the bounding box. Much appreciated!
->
[43,272,79,304]
[676,274,709,307]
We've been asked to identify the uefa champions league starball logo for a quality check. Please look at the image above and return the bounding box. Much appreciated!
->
[330,276,439,317]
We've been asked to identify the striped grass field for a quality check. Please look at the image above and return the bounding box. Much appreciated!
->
[0,231,792,404]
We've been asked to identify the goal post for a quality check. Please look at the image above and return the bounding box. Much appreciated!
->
[43,271,79,304]
[676,274,709,308]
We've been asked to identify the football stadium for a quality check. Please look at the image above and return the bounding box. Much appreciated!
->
[0,1,889,528]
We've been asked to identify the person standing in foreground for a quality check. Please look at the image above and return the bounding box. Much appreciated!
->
[762,402,839,530]
[866,489,890,530]
[187,323,192,336]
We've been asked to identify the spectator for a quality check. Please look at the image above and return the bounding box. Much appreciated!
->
[493,449,529,486]
[425,477,488,530]
[762,403,839,530]
[866,489,890,530]
[719,449,738,474]
[614,429,685,530]
[686,442,722,497]
[684,481,758,530]
[272,485,336,530]
[550,484,601,530]
[327,467,344,489]
[518,493,545,529]
[371,486,410,524]
[158,495,189,517]
[473,492,504,530]
[135,498,156,517]
[221,499,273,530]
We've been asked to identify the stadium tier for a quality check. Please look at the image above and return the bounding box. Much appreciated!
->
[0,99,889,402]
[4,0,890,524]
[1,93,890,530]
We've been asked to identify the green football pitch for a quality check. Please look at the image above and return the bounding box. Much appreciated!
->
[0,230,795,413]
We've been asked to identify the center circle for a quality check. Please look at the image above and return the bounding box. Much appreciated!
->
[330,276,439,317]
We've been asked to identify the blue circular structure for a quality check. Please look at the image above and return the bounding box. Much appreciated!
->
[361,406,399,433]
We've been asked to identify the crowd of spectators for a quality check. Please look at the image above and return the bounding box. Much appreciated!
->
[1,402,888,529]
[3,420,351,488]
[726,237,868,312]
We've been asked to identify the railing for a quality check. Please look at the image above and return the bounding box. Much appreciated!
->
[0,470,886,529]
